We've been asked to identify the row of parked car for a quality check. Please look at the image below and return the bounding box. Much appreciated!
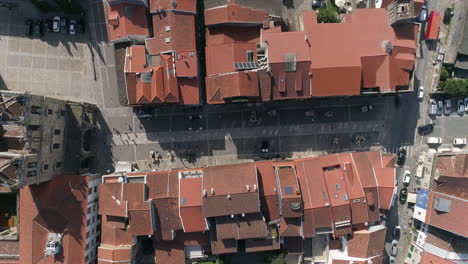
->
[428,98,468,116]
[25,16,84,37]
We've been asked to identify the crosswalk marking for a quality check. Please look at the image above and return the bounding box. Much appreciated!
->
[386,146,414,157]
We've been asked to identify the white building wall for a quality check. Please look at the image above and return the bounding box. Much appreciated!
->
[85,176,101,264]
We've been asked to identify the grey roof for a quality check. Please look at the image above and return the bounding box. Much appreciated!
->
[459,11,468,56]
[455,54,468,70]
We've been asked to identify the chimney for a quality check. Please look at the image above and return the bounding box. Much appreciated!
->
[254,184,257,191]
[210,188,214,195]
[227,194,231,200]
[246,185,250,191]
[203,189,207,197]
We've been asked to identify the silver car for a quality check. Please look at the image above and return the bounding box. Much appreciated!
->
[444,99,451,115]
[458,99,464,115]
[437,100,443,116]
[428,99,437,116]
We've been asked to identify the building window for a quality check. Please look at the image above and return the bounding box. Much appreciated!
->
[87,207,91,214]
[53,143,60,149]
[43,164,49,171]
[27,170,36,177]
[85,255,89,262]
[88,188,93,195]
[47,109,53,115]
[56,161,62,168]
[410,245,414,251]
[86,231,90,238]
[31,106,41,114]
[29,125,40,131]
[335,184,340,190]
[54,129,61,135]
[246,51,254,62]
[94,186,97,193]
[87,219,90,225]
[27,162,37,168]
[284,53,297,72]
[85,243,89,250]
[60,110,66,117]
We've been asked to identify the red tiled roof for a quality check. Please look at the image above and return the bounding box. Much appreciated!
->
[128,203,154,236]
[210,227,237,255]
[276,166,302,218]
[98,246,132,263]
[179,177,206,233]
[206,71,260,104]
[19,175,90,264]
[175,51,198,77]
[205,42,257,76]
[99,183,128,218]
[204,4,269,26]
[100,215,134,247]
[150,0,196,13]
[245,237,280,253]
[154,198,183,241]
[436,154,468,178]
[347,226,386,259]
[426,189,468,237]
[202,163,260,217]
[146,12,196,55]
[420,251,456,264]
[105,2,149,42]
[280,218,302,237]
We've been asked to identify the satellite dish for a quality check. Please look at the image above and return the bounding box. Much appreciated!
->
[170,0,177,8]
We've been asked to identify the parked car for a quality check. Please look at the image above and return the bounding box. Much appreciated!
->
[465,97,468,112]
[453,138,467,146]
[53,16,60,33]
[417,86,424,100]
[391,240,399,256]
[437,100,443,116]
[418,5,428,22]
[261,141,270,153]
[24,19,33,36]
[77,18,85,34]
[60,17,67,34]
[399,188,408,204]
[402,170,411,186]
[44,18,52,32]
[393,225,401,240]
[458,98,464,115]
[397,148,406,166]
[380,214,387,226]
[444,7,453,24]
[33,19,43,37]
[69,19,77,35]
[312,0,326,9]
[427,137,442,145]
[428,99,437,116]
[418,123,434,135]
[361,105,373,113]
[444,99,451,115]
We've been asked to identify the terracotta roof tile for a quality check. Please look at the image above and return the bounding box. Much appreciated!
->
[105,2,149,42]
[98,246,132,263]
[204,4,269,26]
[128,203,154,236]
[99,183,128,218]
[179,177,206,233]
[280,218,302,237]
[153,198,183,240]
[426,189,468,237]
[150,0,196,13]
[347,225,386,258]
[215,213,267,240]
[245,237,280,253]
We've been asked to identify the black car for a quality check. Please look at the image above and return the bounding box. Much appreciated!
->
[261,141,270,153]
[77,18,85,34]
[44,18,52,32]
[397,148,406,166]
[399,187,408,204]
[33,19,43,36]
[312,0,326,9]
[25,19,33,36]
[443,8,452,24]
[60,17,68,34]
[417,124,434,135]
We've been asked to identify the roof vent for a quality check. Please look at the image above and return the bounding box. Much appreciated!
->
[274,187,277,193]
[382,40,393,54]
[246,185,250,191]
[203,189,207,197]
[434,197,451,213]
[227,194,231,200]
[242,213,245,217]
[291,202,301,211]
[117,177,124,183]
[44,233,62,257]
[170,0,177,8]
[254,184,257,191]
[210,188,214,195]
[231,214,235,219]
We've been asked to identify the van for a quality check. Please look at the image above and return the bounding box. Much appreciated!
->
[427,137,442,145]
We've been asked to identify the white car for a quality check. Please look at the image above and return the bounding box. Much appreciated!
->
[427,137,442,145]
[453,138,467,146]
[391,240,398,256]
[402,170,411,186]
[417,86,424,100]
[457,99,464,115]
[53,16,60,33]
[464,97,468,112]
[428,99,437,116]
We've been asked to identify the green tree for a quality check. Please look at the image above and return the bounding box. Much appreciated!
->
[440,66,449,82]
[318,6,341,23]
[440,79,468,96]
